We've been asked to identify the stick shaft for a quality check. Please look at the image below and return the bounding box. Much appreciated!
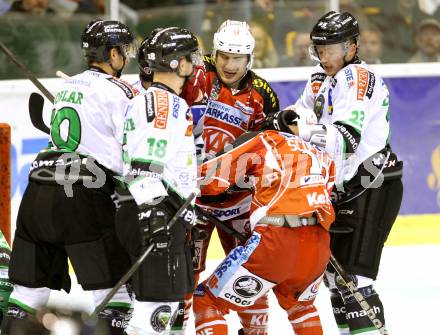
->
[0,41,54,103]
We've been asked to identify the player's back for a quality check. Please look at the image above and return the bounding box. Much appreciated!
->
[51,69,137,175]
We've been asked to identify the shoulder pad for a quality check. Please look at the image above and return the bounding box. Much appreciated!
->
[203,55,216,72]
[251,72,278,109]
[106,77,137,99]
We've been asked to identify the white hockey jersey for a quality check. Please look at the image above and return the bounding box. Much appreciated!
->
[122,84,197,205]
[295,62,390,184]
[51,69,138,175]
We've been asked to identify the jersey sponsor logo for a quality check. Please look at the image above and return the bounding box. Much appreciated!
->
[224,292,252,306]
[306,190,330,206]
[205,100,250,128]
[204,207,240,218]
[334,123,359,152]
[300,174,324,186]
[172,95,180,118]
[154,91,169,129]
[250,314,268,326]
[344,67,355,88]
[145,92,156,122]
[346,305,381,320]
[366,71,375,99]
[311,73,326,83]
[233,276,263,298]
[234,100,254,115]
[215,248,243,279]
[203,127,235,156]
[106,78,135,99]
[150,305,171,332]
[252,77,278,108]
[298,274,323,301]
[214,233,260,280]
[311,72,326,95]
[355,66,369,100]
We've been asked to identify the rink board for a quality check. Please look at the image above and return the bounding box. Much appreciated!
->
[0,65,439,245]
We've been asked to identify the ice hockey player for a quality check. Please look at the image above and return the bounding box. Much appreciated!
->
[115,27,201,335]
[281,11,404,335]
[194,122,336,335]
[1,19,138,334]
[0,230,12,327]
[190,19,280,335]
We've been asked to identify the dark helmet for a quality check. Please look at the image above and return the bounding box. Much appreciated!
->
[142,27,200,72]
[138,28,163,82]
[81,19,137,62]
[310,11,360,45]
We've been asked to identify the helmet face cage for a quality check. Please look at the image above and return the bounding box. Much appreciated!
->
[81,19,137,62]
[212,20,255,71]
[143,27,200,72]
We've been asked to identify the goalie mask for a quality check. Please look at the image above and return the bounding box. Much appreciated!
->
[81,19,137,63]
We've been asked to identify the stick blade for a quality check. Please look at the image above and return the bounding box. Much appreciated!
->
[29,92,50,135]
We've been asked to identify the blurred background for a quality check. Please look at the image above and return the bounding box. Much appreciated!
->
[1,0,440,78]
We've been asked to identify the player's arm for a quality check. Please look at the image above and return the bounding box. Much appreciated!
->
[124,96,195,249]
[251,73,280,129]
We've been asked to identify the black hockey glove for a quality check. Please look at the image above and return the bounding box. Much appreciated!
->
[258,109,299,134]
[138,196,197,250]
[138,203,170,250]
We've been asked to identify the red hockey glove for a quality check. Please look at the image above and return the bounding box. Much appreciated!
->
[181,65,207,106]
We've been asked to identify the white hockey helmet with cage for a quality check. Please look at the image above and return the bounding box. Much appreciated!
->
[212,20,255,70]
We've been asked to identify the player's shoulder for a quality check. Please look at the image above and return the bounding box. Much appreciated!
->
[309,64,327,83]
[336,62,379,99]
[105,76,139,99]
[203,54,216,72]
[249,71,278,104]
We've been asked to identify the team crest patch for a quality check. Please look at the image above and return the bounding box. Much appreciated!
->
[233,276,263,298]
[313,94,325,120]
[151,305,172,332]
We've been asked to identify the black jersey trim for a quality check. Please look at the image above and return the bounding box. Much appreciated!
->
[106,77,135,99]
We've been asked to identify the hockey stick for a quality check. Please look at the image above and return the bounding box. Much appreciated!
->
[0,41,54,103]
[92,190,199,317]
[194,205,247,241]
[29,92,50,135]
[329,254,389,335]
[28,71,71,135]
[198,209,388,334]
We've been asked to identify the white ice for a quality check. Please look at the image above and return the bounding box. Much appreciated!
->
[48,245,440,334]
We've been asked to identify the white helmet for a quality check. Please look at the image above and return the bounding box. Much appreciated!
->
[213,20,255,69]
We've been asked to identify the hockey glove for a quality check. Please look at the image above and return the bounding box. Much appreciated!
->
[138,197,197,250]
[181,65,207,106]
[258,109,299,134]
[138,203,170,250]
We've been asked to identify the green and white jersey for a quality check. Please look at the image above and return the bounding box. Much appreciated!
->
[295,62,390,184]
[123,84,197,205]
[50,68,138,175]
